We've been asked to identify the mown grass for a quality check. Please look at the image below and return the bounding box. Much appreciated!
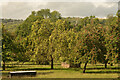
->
[1,62,120,79]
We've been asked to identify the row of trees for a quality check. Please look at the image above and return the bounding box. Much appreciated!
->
[2,9,120,73]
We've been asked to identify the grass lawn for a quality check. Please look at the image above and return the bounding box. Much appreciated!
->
[1,62,120,79]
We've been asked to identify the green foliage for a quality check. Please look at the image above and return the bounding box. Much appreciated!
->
[50,10,61,21]
[29,19,54,64]
[2,24,17,61]
[2,9,119,70]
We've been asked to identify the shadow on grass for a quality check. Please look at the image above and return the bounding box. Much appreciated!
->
[95,65,104,66]
[86,67,120,70]
[5,67,75,71]
[86,71,120,73]
[6,66,17,68]
[12,68,51,71]
[6,66,120,71]
[12,67,72,71]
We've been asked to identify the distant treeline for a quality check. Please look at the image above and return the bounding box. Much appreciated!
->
[1,19,23,32]
[1,18,23,23]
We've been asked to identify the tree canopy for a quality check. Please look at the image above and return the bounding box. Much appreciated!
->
[2,9,119,72]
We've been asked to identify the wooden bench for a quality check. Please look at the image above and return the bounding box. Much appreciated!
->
[9,71,36,78]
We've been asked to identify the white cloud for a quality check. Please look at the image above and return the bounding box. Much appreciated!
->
[0,2,8,6]
[0,2,118,19]
[93,2,117,8]
[27,2,48,8]
[0,0,119,2]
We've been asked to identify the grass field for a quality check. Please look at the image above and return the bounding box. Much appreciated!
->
[1,62,120,79]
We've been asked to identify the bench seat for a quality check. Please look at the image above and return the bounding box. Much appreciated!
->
[9,71,36,77]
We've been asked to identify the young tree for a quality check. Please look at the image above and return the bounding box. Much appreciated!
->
[50,11,61,21]
[2,24,18,70]
[37,9,51,19]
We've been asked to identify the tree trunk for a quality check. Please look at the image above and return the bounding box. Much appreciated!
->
[110,63,113,66]
[83,61,88,73]
[105,62,107,68]
[79,62,82,68]
[3,60,5,70]
[21,62,25,67]
[51,56,53,69]
[105,59,108,69]
[38,61,41,65]
[95,60,97,64]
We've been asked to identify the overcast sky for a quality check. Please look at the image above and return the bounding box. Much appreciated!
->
[0,0,119,20]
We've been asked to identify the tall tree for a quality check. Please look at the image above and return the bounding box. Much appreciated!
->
[30,19,54,67]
